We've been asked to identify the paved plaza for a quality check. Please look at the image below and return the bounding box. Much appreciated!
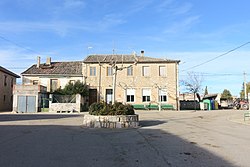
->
[0,110,250,167]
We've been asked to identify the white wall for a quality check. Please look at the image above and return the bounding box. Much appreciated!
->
[22,76,84,92]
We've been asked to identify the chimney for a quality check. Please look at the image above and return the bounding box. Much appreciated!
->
[46,57,51,66]
[141,50,144,57]
[37,56,41,68]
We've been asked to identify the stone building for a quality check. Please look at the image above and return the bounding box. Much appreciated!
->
[20,53,180,111]
[20,57,85,113]
[21,57,84,92]
[83,53,180,109]
[0,66,20,111]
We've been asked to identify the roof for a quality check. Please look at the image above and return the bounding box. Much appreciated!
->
[84,54,180,64]
[21,61,83,76]
[203,94,219,99]
[0,66,20,78]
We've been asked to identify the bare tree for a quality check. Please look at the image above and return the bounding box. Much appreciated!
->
[182,72,203,110]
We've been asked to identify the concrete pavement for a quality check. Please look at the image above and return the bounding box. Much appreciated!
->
[0,110,249,167]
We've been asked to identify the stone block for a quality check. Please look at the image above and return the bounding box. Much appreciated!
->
[82,114,139,128]
[116,122,122,128]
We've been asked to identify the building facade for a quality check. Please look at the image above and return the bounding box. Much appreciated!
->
[21,57,84,92]
[83,54,180,109]
[0,66,20,111]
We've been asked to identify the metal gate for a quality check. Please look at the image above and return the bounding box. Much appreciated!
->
[17,96,36,113]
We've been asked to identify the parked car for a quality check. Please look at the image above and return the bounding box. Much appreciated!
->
[233,98,249,110]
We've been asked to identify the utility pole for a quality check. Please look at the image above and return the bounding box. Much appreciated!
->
[244,71,247,99]
[112,65,117,105]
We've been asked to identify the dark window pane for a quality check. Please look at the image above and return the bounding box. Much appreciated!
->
[127,95,131,102]
[131,95,134,102]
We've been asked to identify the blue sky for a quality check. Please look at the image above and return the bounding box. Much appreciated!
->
[1,0,250,96]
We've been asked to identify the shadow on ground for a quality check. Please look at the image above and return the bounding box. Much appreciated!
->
[139,120,167,127]
[0,114,82,122]
[0,120,235,167]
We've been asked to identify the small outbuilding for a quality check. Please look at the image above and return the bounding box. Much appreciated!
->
[13,85,48,113]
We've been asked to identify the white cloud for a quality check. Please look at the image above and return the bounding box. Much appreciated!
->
[127,0,154,14]
[97,14,127,30]
[63,0,86,9]
[156,0,174,11]
[0,47,38,75]
[155,1,193,16]
[171,2,193,15]
[52,0,86,19]
[164,16,200,34]
[0,21,92,36]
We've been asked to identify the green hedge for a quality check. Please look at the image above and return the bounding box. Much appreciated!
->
[89,102,135,115]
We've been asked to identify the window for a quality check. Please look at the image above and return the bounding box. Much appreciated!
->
[90,67,96,76]
[33,80,38,85]
[4,75,7,86]
[50,79,58,92]
[126,89,135,102]
[11,78,13,87]
[159,89,167,102]
[159,66,166,77]
[142,66,150,76]
[3,95,6,102]
[142,89,151,102]
[106,89,113,104]
[107,67,113,76]
[127,66,133,76]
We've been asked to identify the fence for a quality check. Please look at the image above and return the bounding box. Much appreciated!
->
[52,94,76,103]
[180,100,200,110]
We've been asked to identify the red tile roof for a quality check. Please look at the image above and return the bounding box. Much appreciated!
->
[21,61,83,76]
[84,54,180,63]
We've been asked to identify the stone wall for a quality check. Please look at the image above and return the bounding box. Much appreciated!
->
[49,94,81,113]
[82,114,139,128]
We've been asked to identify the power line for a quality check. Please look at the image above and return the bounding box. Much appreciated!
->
[180,72,250,77]
[182,41,250,72]
[0,35,41,55]
[5,67,27,69]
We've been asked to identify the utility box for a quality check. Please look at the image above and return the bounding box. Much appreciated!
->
[203,99,211,110]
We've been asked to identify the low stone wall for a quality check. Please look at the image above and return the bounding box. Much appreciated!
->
[49,94,81,113]
[49,103,80,113]
[82,114,139,128]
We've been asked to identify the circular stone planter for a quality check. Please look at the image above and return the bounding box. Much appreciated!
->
[82,114,139,128]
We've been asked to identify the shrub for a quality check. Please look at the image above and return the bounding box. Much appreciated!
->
[53,80,88,96]
[89,102,105,115]
[89,102,135,115]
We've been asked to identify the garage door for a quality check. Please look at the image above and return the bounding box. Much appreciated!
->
[17,96,36,113]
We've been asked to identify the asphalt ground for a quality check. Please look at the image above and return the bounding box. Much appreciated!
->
[0,110,249,167]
